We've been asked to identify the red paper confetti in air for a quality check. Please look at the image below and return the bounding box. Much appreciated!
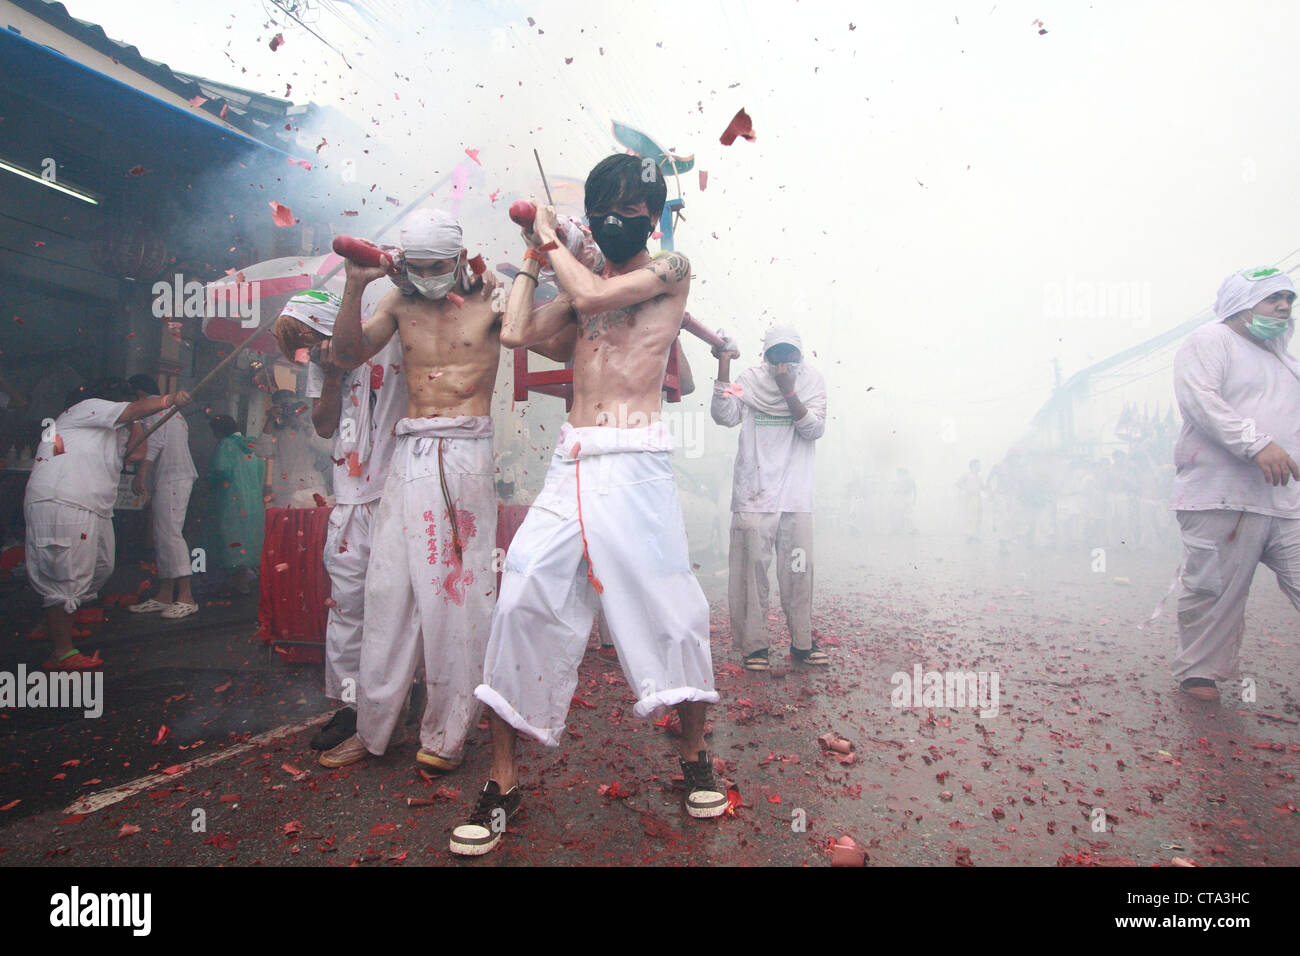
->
[270,32,285,51]
[0,800,19,812]
[465,148,481,165]
[287,157,313,171]
[468,254,486,275]
[698,170,708,191]
[219,104,229,120]
[275,562,290,572]
[188,95,207,108]
[151,724,169,746]
[213,679,231,693]
[489,189,501,204]
[719,108,756,146]
[127,165,149,176]
[269,201,297,227]
[33,240,45,247]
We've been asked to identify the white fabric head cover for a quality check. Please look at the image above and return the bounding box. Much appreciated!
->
[763,323,803,356]
[1214,267,1295,320]
[401,209,462,260]
[280,289,342,336]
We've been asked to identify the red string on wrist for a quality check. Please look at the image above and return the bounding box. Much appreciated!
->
[537,239,559,253]
[523,248,549,266]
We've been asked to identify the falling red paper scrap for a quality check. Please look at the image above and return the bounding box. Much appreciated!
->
[720,108,756,146]
[269,201,297,228]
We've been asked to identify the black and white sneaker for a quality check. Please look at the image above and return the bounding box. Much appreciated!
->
[449,781,522,856]
[680,750,728,818]
[310,706,357,751]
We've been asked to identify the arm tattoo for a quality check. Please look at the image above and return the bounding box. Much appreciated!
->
[648,252,690,284]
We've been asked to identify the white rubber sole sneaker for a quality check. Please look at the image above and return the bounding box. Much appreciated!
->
[449,823,501,857]
[686,789,729,819]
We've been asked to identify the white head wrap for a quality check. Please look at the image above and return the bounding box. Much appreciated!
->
[401,209,463,260]
[763,323,803,356]
[1213,267,1295,321]
[280,289,341,336]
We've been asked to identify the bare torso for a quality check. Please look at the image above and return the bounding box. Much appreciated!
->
[383,284,502,419]
[568,252,689,428]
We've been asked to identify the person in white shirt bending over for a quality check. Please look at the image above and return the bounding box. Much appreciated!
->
[1170,266,1300,702]
[24,379,191,670]
[711,324,828,672]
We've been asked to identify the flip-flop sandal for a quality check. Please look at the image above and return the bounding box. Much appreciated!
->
[792,644,831,666]
[43,649,103,671]
[742,650,770,672]
[128,599,170,614]
[161,602,199,620]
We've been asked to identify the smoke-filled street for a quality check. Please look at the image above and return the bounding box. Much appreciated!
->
[0,7,1296,934]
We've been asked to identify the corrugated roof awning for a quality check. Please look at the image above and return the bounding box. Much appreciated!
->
[0,24,295,167]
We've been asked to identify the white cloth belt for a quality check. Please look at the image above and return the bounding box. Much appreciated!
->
[558,421,675,460]
[395,415,494,458]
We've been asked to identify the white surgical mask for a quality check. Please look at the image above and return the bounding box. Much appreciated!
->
[408,270,458,300]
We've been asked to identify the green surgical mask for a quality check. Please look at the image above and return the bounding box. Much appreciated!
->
[1247,312,1290,341]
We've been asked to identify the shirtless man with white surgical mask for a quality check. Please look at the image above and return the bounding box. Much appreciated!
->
[322,209,573,772]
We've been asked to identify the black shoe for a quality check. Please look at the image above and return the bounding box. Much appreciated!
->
[310,706,357,750]
[449,780,523,856]
[680,750,728,818]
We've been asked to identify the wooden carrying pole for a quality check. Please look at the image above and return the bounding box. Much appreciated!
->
[123,318,267,456]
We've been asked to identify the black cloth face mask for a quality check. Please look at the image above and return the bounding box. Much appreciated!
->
[587,212,652,263]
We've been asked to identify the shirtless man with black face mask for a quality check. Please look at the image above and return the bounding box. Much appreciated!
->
[451,153,725,858]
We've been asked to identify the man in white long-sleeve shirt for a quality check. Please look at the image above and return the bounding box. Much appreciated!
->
[1170,266,1300,701]
[711,324,828,670]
